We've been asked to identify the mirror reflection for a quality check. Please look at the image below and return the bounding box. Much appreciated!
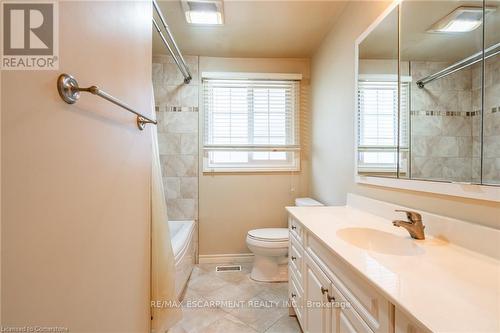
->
[357,7,399,177]
[401,0,484,183]
[483,0,500,185]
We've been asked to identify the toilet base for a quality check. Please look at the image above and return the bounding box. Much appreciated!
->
[250,254,288,282]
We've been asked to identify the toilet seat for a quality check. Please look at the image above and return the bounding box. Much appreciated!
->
[246,237,288,249]
[247,228,289,242]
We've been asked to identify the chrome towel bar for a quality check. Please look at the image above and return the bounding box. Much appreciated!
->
[57,73,157,130]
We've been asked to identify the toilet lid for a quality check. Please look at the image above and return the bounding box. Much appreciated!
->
[248,228,289,242]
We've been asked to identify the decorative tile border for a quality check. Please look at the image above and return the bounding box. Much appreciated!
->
[410,108,499,117]
[155,106,199,112]
[477,108,500,115]
[410,110,479,117]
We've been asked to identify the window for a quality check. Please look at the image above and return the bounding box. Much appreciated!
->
[203,78,300,172]
[357,78,409,173]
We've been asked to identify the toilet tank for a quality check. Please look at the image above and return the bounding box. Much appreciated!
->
[295,197,323,207]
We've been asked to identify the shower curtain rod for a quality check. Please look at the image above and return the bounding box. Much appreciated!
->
[416,41,500,89]
[152,0,192,84]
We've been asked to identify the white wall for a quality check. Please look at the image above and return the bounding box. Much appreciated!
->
[1,2,152,330]
[198,57,311,255]
[310,1,500,229]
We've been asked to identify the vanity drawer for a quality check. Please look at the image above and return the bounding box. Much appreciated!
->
[289,260,304,295]
[289,216,303,243]
[289,261,301,290]
[289,234,303,281]
[307,233,390,333]
[289,270,304,326]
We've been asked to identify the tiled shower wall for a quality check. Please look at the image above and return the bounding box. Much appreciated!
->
[410,58,500,184]
[472,56,500,184]
[410,61,474,182]
[152,55,199,220]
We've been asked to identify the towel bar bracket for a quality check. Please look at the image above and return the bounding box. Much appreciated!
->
[57,74,80,104]
[57,73,157,130]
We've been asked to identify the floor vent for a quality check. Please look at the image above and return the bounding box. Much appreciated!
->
[215,265,242,272]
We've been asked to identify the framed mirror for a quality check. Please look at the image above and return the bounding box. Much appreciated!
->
[355,1,500,201]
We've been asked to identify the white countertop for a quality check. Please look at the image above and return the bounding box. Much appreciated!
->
[286,205,500,333]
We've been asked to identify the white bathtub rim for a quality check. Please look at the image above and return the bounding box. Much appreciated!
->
[169,220,195,265]
[168,220,196,299]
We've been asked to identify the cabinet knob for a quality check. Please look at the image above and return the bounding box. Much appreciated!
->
[291,293,297,298]
[291,256,297,261]
[291,225,297,230]
[321,286,328,295]
[327,294,336,302]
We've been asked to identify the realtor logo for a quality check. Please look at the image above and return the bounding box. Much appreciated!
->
[1,1,59,70]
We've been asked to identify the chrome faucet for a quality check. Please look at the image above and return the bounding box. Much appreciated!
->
[392,209,425,240]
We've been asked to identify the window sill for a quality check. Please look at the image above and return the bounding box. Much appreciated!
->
[202,166,301,173]
[202,151,301,173]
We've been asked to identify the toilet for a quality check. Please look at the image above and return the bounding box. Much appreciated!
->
[246,197,323,282]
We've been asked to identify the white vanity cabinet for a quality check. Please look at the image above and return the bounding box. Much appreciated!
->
[289,218,306,326]
[287,198,500,332]
[289,215,391,333]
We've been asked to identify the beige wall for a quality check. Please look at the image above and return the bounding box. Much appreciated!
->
[310,1,500,229]
[198,57,311,255]
[2,2,151,330]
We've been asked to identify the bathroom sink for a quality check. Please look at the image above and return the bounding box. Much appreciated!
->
[336,227,425,256]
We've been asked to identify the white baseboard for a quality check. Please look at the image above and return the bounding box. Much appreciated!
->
[198,253,254,264]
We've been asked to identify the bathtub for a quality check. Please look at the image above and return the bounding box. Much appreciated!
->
[168,220,196,298]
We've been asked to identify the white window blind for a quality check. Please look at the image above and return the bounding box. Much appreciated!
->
[357,80,409,172]
[399,82,409,149]
[203,79,300,172]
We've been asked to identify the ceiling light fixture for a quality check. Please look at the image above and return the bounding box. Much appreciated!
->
[428,6,496,33]
[181,0,224,25]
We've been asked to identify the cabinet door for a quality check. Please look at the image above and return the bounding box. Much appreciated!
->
[304,254,332,333]
[329,282,373,333]
[332,307,373,333]
[395,308,431,333]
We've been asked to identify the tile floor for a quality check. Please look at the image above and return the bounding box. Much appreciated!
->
[168,263,302,333]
